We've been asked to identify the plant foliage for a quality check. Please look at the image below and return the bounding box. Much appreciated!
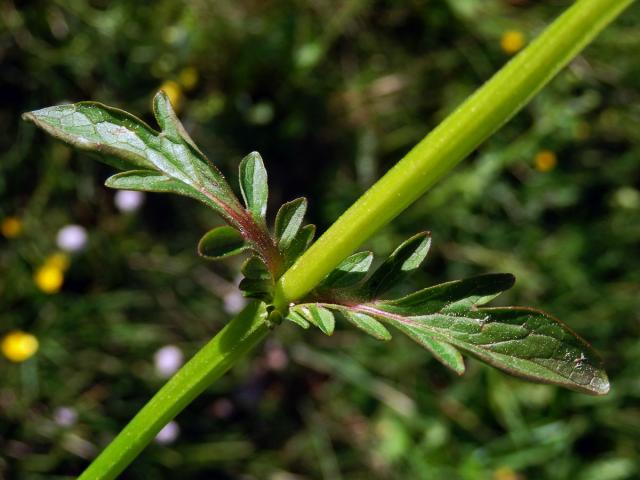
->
[23,92,609,395]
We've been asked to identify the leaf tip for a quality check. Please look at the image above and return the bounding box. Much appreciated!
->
[21,111,35,122]
[589,371,610,396]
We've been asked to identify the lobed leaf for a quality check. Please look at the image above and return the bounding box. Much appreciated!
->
[198,226,248,260]
[364,232,431,298]
[238,152,269,225]
[23,92,243,224]
[363,305,609,395]
[274,198,307,251]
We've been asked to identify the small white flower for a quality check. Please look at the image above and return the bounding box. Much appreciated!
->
[114,190,145,213]
[56,224,88,252]
[155,421,180,444]
[154,345,184,378]
[223,290,247,314]
[54,406,78,427]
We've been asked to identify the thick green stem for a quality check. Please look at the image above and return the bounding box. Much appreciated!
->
[274,0,634,309]
[78,302,269,480]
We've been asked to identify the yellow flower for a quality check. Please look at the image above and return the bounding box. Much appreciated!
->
[1,331,39,363]
[34,264,64,294]
[45,252,71,272]
[493,466,519,480]
[160,80,183,110]
[1,216,22,238]
[500,30,526,55]
[178,67,199,91]
[534,150,557,172]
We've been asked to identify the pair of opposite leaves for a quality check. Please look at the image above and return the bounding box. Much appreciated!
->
[22,91,609,395]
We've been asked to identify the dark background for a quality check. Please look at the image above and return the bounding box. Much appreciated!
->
[1,1,639,479]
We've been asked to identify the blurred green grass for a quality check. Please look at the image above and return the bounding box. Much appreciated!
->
[1,1,639,478]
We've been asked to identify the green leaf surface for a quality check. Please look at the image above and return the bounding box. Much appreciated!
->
[321,251,373,289]
[364,232,431,298]
[238,152,268,225]
[105,170,212,206]
[286,311,311,329]
[239,256,274,300]
[297,304,335,336]
[153,90,206,158]
[284,224,316,269]
[382,320,465,374]
[241,256,271,280]
[342,311,391,341]
[23,92,243,224]
[365,305,608,395]
[275,198,307,251]
[378,273,515,316]
[197,226,248,260]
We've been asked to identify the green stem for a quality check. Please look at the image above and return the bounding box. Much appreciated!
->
[274,0,634,309]
[78,302,269,480]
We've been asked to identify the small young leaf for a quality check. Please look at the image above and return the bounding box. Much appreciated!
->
[239,256,274,300]
[342,311,391,341]
[238,152,268,225]
[275,198,307,251]
[241,256,271,280]
[297,304,335,336]
[320,251,373,289]
[198,226,248,260]
[364,232,431,298]
[284,224,316,268]
[378,273,515,316]
[286,311,310,329]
